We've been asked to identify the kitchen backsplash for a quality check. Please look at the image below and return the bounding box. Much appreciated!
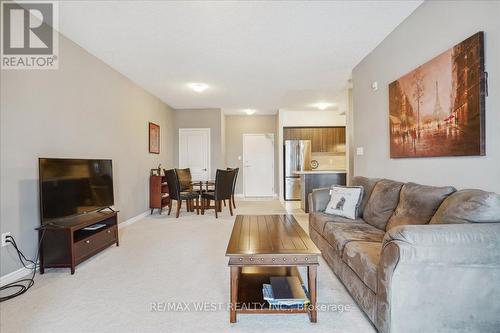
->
[310,153,346,170]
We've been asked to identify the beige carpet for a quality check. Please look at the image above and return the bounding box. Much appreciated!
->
[0,200,375,333]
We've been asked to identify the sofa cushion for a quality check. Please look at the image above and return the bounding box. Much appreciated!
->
[430,189,500,224]
[351,176,381,217]
[342,241,382,292]
[386,182,456,231]
[309,212,364,234]
[323,222,385,256]
[363,179,404,230]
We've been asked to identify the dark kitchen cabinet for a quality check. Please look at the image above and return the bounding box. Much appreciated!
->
[283,127,345,153]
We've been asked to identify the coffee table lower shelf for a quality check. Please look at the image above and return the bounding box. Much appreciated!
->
[230,266,317,322]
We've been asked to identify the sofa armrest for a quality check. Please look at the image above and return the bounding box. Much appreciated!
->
[308,188,330,213]
[376,224,500,333]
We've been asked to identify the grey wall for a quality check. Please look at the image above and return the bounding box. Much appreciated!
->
[225,115,278,194]
[0,34,175,276]
[352,0,500,193]
[173,108,225,179]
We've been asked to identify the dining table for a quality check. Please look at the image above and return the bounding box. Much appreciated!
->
[189,180,221,212]
[190,180,215,193]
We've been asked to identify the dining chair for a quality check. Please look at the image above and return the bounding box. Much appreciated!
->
[175,168,196,211]
[165,169,199,218]
[175,168,192,191]
[227,167,239,209]
[201,169,236,218]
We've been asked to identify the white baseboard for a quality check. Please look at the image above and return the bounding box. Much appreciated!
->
[0,210,149,286]
[118,210,149,229]
[0,266,35,287]
[234,194,278,200]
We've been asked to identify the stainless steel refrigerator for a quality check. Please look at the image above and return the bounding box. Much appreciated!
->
[284,140,312,200]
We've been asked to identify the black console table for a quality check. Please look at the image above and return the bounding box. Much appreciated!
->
[39,211,119,274]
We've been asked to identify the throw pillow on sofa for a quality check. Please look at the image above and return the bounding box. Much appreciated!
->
[324,185,364,219]
[386,182,456,231]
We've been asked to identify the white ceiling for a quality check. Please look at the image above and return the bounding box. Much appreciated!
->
[57,1,422,115]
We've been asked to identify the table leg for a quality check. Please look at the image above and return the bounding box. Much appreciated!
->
[230,266,239,323]
[308,265,317,323]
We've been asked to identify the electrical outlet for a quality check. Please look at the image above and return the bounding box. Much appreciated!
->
[1,232,12,247]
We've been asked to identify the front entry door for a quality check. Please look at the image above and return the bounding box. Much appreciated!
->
[243,133,275,197]
[179,128,210,180]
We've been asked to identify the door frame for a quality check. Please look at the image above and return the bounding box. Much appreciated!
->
[178,128,211,179]
[242,133,275,197]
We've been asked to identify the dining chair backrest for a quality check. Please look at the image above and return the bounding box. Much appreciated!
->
[227,167,239,195]
[164,169,181,200]
[214,169,236,200]
[175,168,192,191]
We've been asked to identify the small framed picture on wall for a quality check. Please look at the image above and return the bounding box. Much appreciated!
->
[149,122,160,154]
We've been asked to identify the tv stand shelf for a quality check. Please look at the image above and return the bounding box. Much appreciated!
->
[39,211,119,275]
[74,223,114,243]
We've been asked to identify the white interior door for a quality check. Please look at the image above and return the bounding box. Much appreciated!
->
[243,134,275,197]
[179,128,210,180]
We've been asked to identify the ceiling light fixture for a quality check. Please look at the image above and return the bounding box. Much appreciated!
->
[244,109,256,115]
[187,82,209,92]
[312,102,337,110]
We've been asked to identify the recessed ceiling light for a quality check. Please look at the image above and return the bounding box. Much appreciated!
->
[312,102,337,110]
[187,82,209,92]
[244,109,256,115]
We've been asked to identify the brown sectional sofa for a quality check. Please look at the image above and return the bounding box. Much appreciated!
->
[308,176,500,333]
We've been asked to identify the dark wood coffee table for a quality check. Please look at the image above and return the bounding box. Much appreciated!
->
[225,215,321,323]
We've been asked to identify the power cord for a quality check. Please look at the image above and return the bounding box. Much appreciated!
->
[0,230,45,302]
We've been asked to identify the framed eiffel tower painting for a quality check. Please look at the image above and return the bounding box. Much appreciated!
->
[389,32,486,158]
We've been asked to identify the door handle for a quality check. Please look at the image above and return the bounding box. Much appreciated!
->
[202,168,207,171]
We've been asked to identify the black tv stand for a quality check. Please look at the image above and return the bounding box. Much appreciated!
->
[39,211,119,274]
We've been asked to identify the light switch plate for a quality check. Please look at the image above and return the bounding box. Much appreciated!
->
[371,81,378,91]
[356,147,364,156]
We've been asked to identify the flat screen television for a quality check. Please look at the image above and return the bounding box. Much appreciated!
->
[39,158,114,224]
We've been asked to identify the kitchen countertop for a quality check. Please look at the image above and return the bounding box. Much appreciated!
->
[294,170,347,175]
